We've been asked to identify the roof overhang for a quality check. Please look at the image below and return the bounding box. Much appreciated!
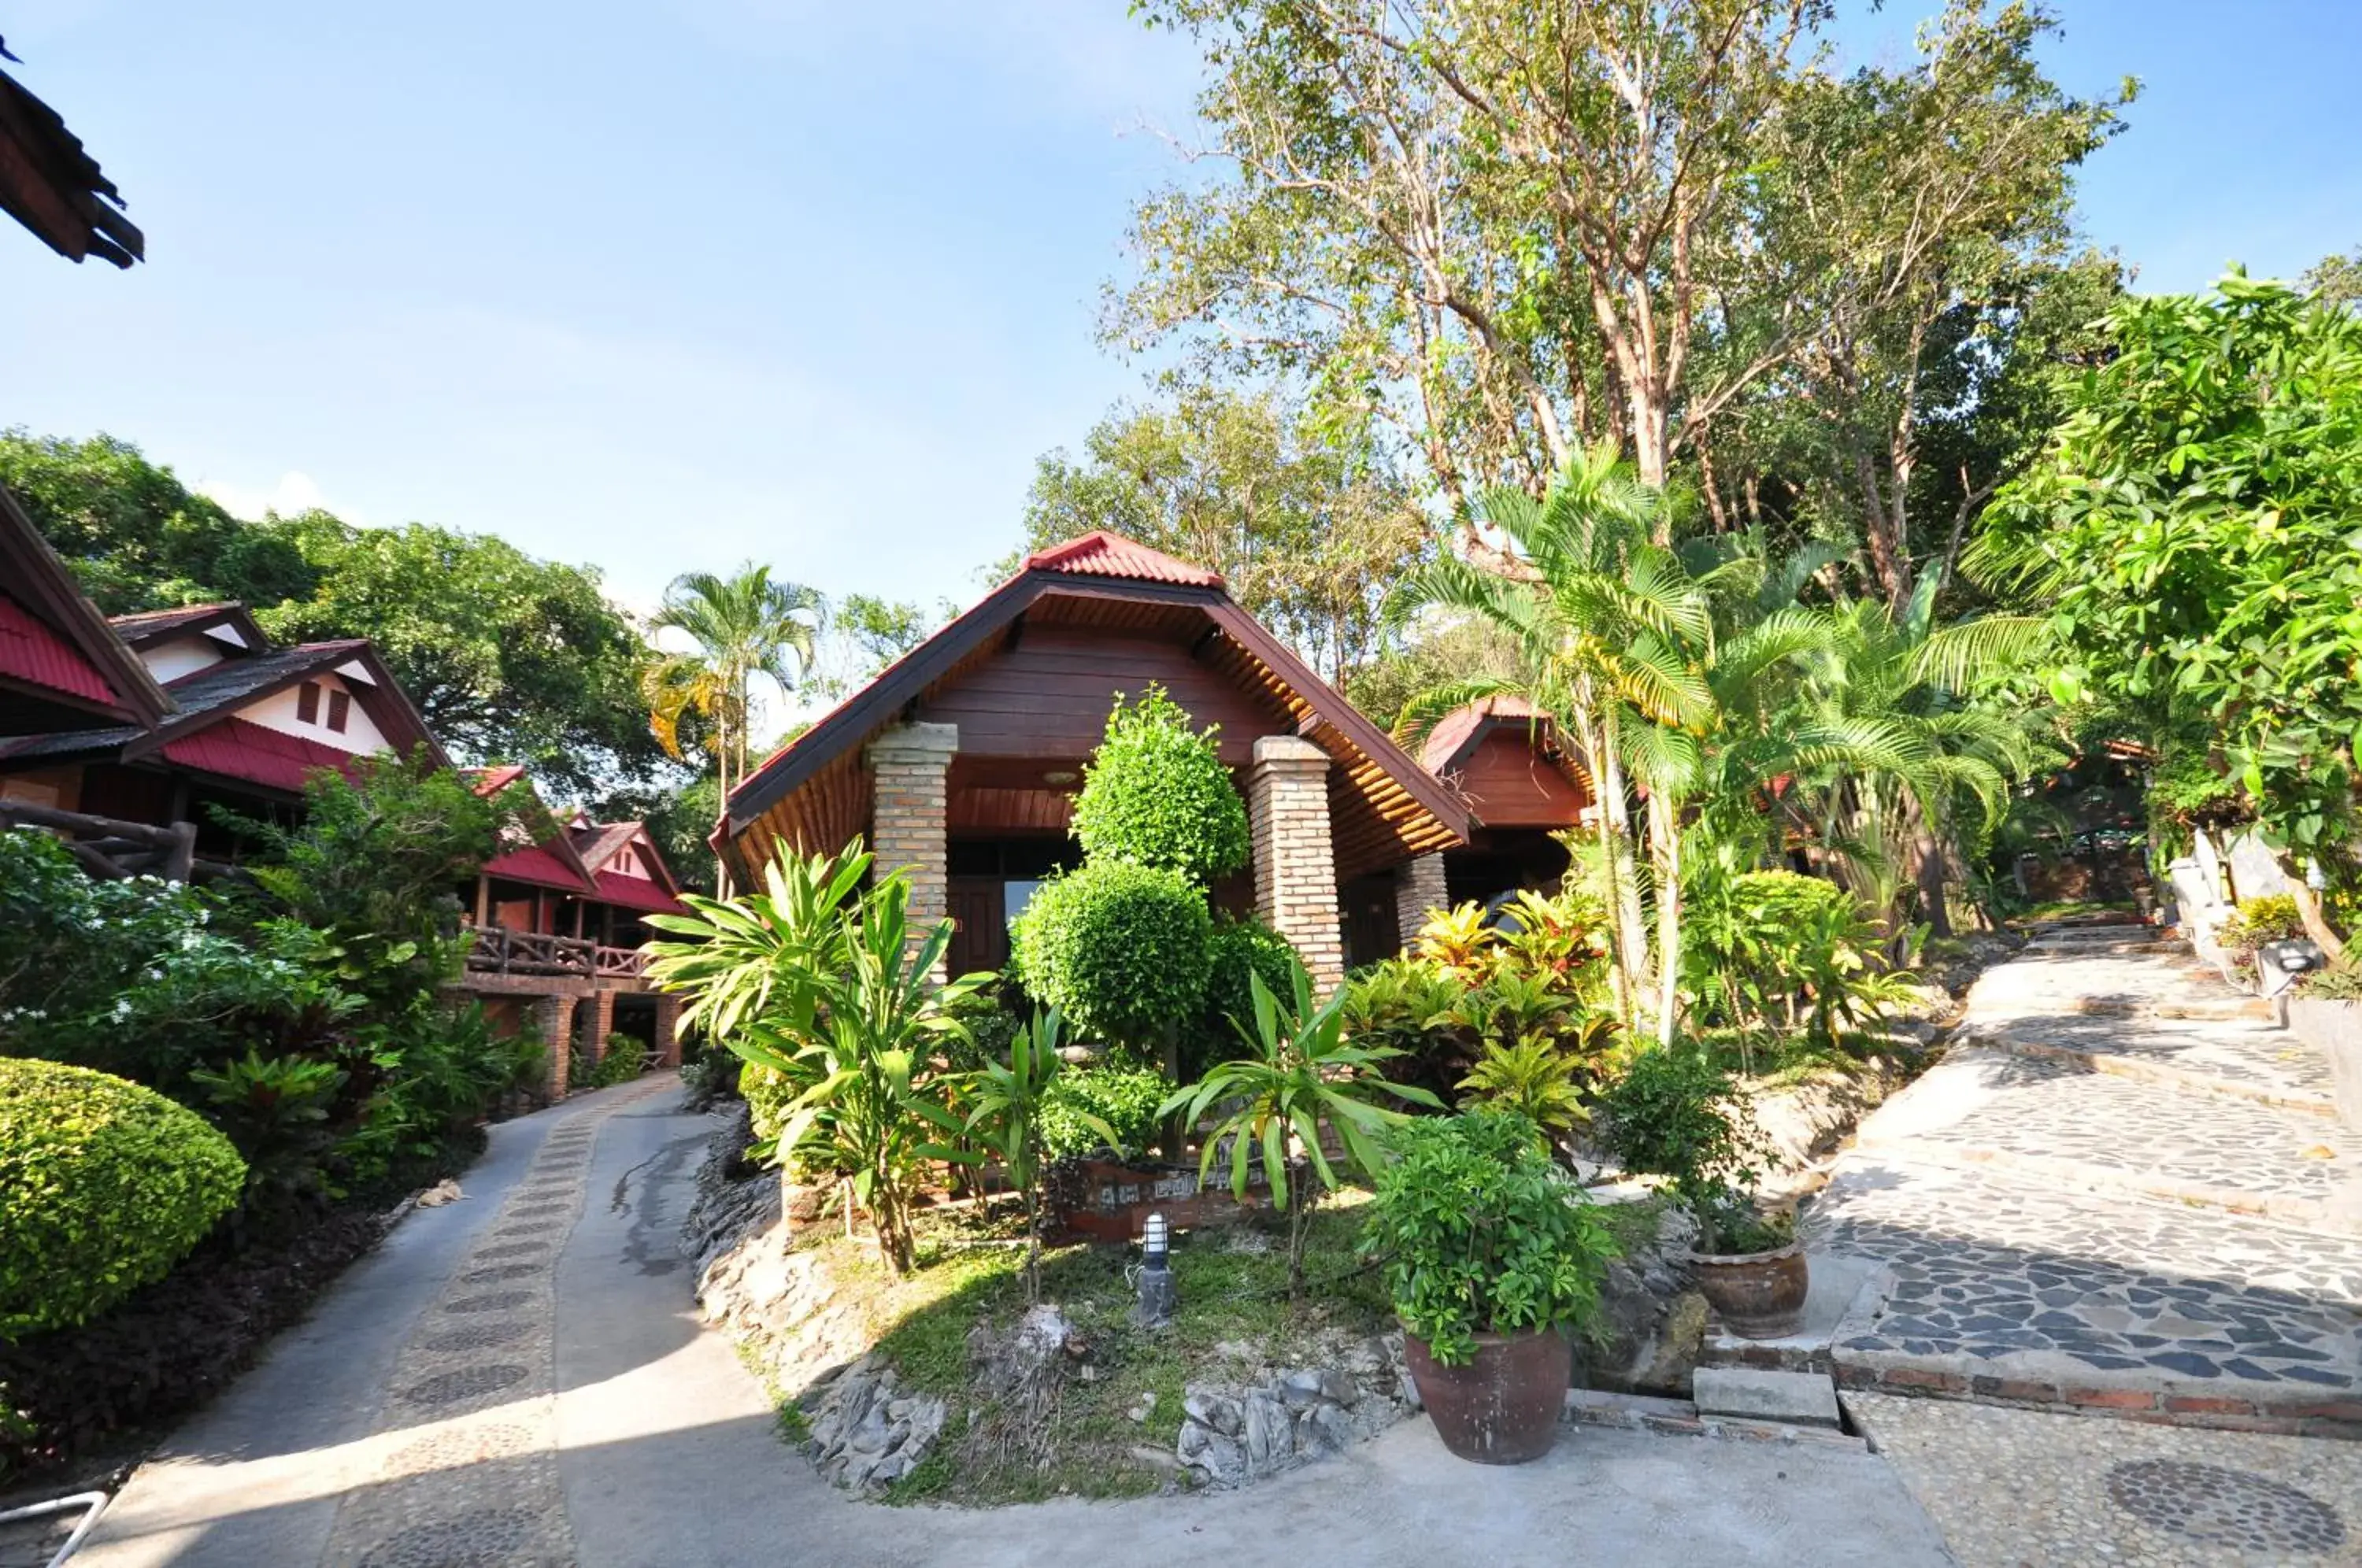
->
[722,556,1472,879]
[0,483,172,730]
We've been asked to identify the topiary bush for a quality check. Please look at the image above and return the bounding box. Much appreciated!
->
[1009,860,1212,1049]
[1070,686,1250,886]
[1037,1063,1175,1160]
[0,1059,246,1339]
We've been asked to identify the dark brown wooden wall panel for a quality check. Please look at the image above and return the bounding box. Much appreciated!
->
[917,628,1291,760]
[1457,730,1590,828]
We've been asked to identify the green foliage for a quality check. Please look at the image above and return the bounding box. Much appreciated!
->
[1980,275,2362,897]
[1164,962,1441,1296]
[1200,915,1298,1070]
[573,1034,647,1090]
[641,563,824,808]
[0,1060,246,1338]
[2301,964,2362,1001]
[1021,386,1431,680]
[1357,1110,1616,1366]
[1595,1045,1766,1211]
[2218,895,2304,954]
[1008,860,1212,1051]
[187,1051,346,1207]
[1036,1063,1173,1162]
[1683,869,1908,1048]
[1455,1038,1590,1143]
[964,1011,1109,1299]
[653,845,986,1274]
[1070,687,1249,886]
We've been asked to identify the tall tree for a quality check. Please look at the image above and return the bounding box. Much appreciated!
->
[1022,385,1431,682]
[642,564,824,886]
[1975,275,2362,955]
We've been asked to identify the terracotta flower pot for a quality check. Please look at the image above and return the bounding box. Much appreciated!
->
[1691,1241,1809,1339]
[1403,1326,1569,1464]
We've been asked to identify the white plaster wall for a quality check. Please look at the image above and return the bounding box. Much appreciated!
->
[242,672,391,753]
[140,635,229,685]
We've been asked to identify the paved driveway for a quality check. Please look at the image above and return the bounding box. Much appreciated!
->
[83,1082,1949,1568]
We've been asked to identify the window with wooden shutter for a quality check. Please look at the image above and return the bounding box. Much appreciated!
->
[326,689,351,733]
[296,681,320,723]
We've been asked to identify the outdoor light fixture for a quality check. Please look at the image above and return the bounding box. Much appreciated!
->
[1042,769,1078,786]
[1133,1211,1175,1328]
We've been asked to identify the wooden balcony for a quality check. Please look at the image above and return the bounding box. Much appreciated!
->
[461,923,647,994]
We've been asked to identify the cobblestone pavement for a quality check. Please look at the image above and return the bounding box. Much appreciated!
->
[1846,1392,2360,1566]
[1853,1048,2362,1223]
[1807,925,2362,1426]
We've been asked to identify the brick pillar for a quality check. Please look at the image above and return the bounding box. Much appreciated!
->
[866,722,959,979]
[538,994,578,1098]
[653,994,683,1068]
[1249,735,1346,996]
[1394,853,1450,953]
[587,989,616,1068]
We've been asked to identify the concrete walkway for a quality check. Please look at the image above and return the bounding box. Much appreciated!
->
[1808,917,2362,1439]
[81,1080,1952,1567]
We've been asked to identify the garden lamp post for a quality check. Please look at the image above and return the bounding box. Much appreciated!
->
[1134,1211,1175,1328]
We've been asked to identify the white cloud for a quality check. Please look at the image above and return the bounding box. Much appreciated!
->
[193,469,357,523]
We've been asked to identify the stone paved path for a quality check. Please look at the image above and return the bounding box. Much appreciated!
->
[1808,916,2362,1547]
[82,1078,1950,1567]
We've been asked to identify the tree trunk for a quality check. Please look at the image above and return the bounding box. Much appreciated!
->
[2287,874,2347,962]
[1588,712,1651,1026]
[1648,790,1683,1048]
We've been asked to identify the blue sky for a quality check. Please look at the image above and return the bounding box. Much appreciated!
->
[5,0,2356,623]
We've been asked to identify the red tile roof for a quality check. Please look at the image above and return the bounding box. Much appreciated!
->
[157,715,365,793]
[1418,697,1541,775]
[590,869,687,916]
[0,590,117,704]
[1024,530,1224,588]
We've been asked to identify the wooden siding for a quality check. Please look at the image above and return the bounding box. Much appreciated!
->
[1454,727,1592,829]
[916,627,1287,763]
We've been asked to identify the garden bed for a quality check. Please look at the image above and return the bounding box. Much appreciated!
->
[689,1112,1420,1503]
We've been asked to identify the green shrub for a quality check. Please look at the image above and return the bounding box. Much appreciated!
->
[1069,686,1249,886]
[1009,860,1212,1049]
[1038,1064,1173,1160]
[0,1060,246,1338]
[1594,1045,1764,1204]
[573,1032,646,1090]
[1199,915,1298,1067]
[1357,1109,1616,1366]
[2219,893,2303,952]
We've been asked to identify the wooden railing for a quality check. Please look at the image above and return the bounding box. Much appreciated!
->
[0,800,196,881]
[463,923,647,982]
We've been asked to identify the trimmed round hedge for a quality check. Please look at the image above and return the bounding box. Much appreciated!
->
[1071,686,1250,886]
[0,1058,246,1340]
[1009,860,1212,1048]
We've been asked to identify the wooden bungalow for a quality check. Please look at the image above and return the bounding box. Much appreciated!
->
[0,39,143,265]
[0,595,446,865]
[460,766,690,1091]
[718,531,1473,989]
[1416,697,1596,913]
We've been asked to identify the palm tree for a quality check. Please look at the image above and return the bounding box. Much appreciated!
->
[1391,443,1709,1030]
[642,564,824,889]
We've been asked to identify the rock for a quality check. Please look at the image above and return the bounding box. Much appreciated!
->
[1242,1390,1285,1469]
[1127,1390,1157,1423]
[1316,1368,1357,1406]
[1298,1402,1355,1454]
[1130,1443,1182,1474]
[1278,1369,1325,1409]
[1183,1388,1242,1437]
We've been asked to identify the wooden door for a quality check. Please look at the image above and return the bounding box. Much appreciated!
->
[947,876,1008,978]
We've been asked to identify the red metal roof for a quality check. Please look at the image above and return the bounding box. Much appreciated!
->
[157,715,364,793]
[466,764,529,797]
[1418,697,1541,775]
[0,590,119,704]
[1024,530,1224,588]
[590,869,687,915]
[482,842,599,894]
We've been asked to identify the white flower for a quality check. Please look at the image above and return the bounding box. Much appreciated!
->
[113,999,134,1020]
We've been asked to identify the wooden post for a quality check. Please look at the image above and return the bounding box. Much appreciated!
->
[473,875,491,927]
[163,820,197,883]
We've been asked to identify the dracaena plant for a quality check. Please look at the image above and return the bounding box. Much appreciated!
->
[964,1009,1110,1300]
[647,841,987,1274]
[1162,960,1442,1301]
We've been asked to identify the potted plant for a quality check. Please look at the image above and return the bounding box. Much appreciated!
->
[1599,1045,1806,1339]
[1358,1110,1616,1463]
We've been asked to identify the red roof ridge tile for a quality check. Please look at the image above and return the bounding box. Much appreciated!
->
[1023,530,1224,588]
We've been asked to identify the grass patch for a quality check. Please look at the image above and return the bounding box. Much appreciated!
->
[784,1194,1394,1506]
